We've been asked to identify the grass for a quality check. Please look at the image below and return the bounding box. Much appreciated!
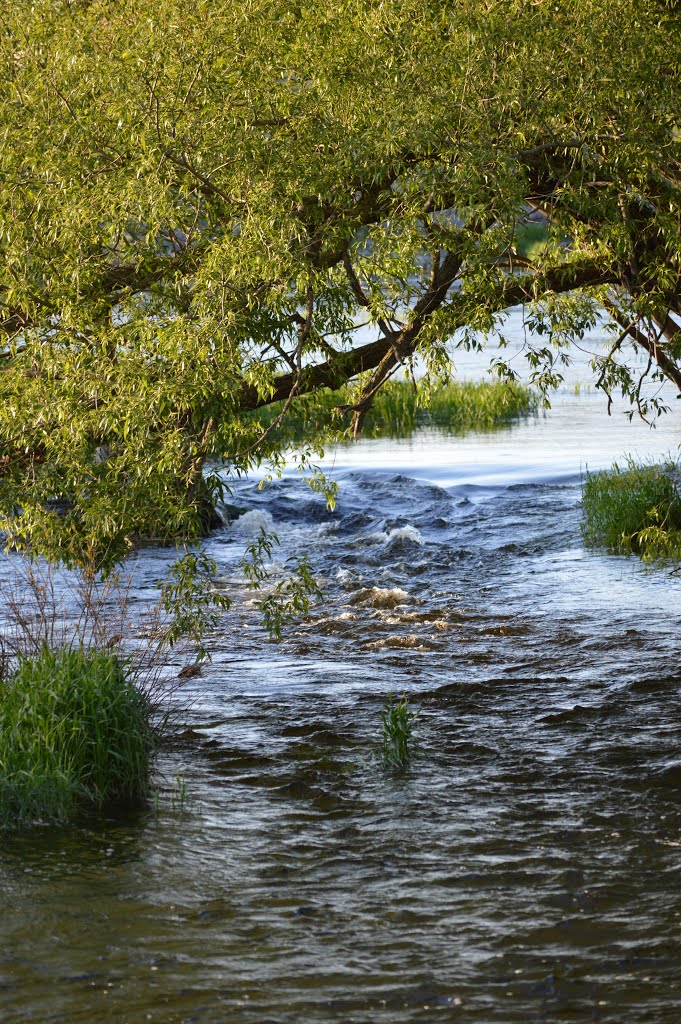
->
[0,645,155,827]
[250,378,538,442]
[582,458,681,561]
[381,693,417,769]
[514,219,551,261]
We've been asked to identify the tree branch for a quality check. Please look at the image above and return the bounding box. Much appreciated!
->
[604,303,681,396]
[238,259,618,414]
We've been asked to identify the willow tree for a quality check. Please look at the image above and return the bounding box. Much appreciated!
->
[0,0,679,571]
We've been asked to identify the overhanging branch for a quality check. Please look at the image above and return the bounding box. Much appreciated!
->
[238,260,619,414]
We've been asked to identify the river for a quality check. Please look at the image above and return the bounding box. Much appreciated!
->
[1,319,681,1023]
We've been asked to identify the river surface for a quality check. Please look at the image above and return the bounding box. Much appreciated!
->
[2,322,681,1023]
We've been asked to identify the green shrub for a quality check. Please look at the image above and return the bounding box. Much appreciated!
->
[0,645,154,827]
[582,459,681,561]
[249,378,537,442]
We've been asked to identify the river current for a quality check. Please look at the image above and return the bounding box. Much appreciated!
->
[1,323,681,1023]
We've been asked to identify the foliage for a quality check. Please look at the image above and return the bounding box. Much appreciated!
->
[381,693,417,770]
[159,549,231,659]
[0,0,679,572]
[251,378,538,441]
[0,645,154,827]
[242,529,322,640]
[582,459,681,560]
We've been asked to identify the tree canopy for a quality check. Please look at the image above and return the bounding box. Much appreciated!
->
[0,0,679,571]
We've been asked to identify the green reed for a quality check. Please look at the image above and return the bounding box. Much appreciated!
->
[250,378,537,442]
[0,645,155,827]
[582,458,681,562]
[381,693,416,770]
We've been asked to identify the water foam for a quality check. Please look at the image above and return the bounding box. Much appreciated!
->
[350,586,412,609]
[232,510,275,535]
[383,525,424,553]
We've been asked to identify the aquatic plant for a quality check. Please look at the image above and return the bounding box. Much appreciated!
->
[250,378,538,443]
[582,459,681,561]
[0,645,155,828]
[381,694,417,769]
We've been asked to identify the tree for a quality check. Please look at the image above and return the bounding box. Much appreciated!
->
[0,0,679,572]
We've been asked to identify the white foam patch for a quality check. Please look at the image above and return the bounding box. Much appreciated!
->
[383,525,424,550]
[232,510,275,535]
[336,568,363,591]
[350,586,412,610]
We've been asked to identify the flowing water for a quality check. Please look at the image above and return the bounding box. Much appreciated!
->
[2,323,681,1023]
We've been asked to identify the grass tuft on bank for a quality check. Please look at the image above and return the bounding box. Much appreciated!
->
[251,378,538,442]
[0,645,154,828]
[582,459,681,561]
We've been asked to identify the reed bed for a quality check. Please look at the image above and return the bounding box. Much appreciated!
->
[251,378,538,442]
[582,459,681,561]
[0,645,154,827]
[0,562,194,828]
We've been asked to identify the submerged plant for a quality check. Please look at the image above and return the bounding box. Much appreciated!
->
[154,773,191,816]
[582,458,681,562]
[0,645,155,827]
[381,693,417,769]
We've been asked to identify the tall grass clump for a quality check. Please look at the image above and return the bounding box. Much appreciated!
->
[381,693,417,769]
[0,645,154,827]
[368,379,538,437]
[250,378,537,442]
[582,459,681,561]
